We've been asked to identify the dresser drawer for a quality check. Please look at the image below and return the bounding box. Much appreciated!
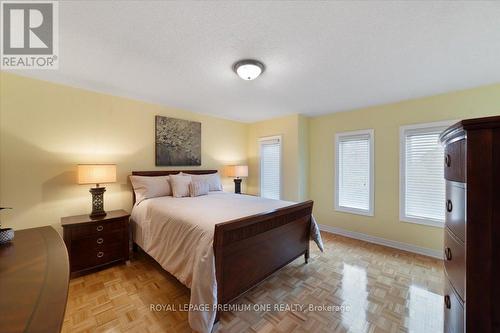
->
[70,218,127,239]
[444,139,466,182]
[444,279,464,333]
[445,181,466,242]
[444,228,465,301]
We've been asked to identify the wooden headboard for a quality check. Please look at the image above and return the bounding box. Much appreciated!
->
[131,170,218,204]
[131,170,217,177]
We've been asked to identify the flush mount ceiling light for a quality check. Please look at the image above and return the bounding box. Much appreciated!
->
[233,59,265,81]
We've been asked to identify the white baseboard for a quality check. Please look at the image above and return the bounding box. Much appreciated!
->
[318,224,443,259]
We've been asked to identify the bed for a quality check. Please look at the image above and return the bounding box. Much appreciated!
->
[130,170,323,333]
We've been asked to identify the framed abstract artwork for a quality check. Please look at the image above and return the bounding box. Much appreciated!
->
[155,116,201,166]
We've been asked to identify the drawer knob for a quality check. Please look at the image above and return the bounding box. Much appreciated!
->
[444,295,451,309]
[96,237,104,245]
[96,225,104,232]
[444,247,452,261]
[97,251,104,258]
[446,200,453,213]
[445,154,451,167]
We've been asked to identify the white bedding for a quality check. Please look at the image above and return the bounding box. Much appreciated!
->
[131,191,323,333]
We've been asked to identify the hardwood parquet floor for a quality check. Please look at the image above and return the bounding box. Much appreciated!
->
[62,232,444,333]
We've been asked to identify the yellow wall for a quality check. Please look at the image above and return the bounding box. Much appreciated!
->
[2,71,499,252]
[309,84,500,251]
[246,114,308,201]
[0,73,248,232]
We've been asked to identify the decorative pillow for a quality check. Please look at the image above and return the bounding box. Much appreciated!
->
[130,175,171,204]
[181,172,223,191]
[189,180,209,197]
[170,174,192,198]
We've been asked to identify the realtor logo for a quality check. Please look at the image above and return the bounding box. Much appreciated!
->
[1,0,58,69]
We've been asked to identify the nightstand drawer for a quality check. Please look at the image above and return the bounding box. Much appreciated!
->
[70,231,126,272]
[70,218,126,239]
[71,230,124,251]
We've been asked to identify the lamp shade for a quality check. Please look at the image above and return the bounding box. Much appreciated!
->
[225,165,248,178]
[78,164,116,185]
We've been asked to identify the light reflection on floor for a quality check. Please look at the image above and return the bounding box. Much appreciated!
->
[338,263,444,333]
[341,264,369,332]
[408,285,443,333]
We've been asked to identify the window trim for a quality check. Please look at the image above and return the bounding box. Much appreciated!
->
[258,135,283,200]
[399,120,456,228]
[334,129,375,217]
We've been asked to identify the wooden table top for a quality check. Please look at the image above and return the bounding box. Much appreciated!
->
[0,226,69,333]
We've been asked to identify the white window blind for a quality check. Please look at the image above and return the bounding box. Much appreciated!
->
[259,136,281,200]
[400,122,450,226]
[335,130,374,216]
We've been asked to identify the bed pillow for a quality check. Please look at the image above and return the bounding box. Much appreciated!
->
[181,172,223,191]
[130,175,171,204]
[170,174,192,198]
[189,180,210,197]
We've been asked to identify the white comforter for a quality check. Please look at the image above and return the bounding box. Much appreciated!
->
[131,192,323,333]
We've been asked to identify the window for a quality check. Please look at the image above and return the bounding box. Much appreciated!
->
[259,136,281,199]
[400,121,452,227]
[335,130,374,216]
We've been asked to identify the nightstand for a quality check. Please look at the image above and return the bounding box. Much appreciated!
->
[61,209,130,277]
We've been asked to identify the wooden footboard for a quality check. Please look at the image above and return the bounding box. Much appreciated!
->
[213,200,313,306]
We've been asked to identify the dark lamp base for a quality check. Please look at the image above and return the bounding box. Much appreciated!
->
[89,186,107,219]
[234,178,242,194]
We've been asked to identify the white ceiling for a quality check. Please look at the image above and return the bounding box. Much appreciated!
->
[11,1,500,122]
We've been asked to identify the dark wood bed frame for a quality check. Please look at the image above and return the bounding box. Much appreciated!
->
[131,170,313,319]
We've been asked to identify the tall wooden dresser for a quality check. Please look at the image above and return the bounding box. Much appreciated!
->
[440,115,500,333]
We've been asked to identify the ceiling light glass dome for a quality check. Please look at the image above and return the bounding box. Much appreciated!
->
[233,59,265,80]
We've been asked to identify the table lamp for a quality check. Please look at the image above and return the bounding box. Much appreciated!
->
[225,165,248,194]
[78,164,116,218]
